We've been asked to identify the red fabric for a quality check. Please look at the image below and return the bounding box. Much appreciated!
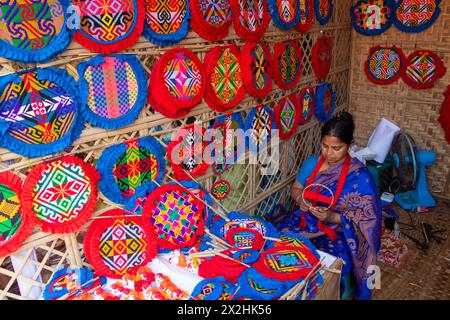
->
[364,46,407,85]
[198,251,246,283]
[297,86,315,125]
[231,0,271,42]
[273,40,302,90]
[311,35,333,80]
[0,172,36,257]
[225,227,265,250]
[295,0,314,32]
[402,50,447,89]
[438,86,450,144]
[189,0,233,42]
[273,93,301,140]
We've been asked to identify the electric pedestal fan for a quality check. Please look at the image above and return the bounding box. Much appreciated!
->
[391,132,437,210]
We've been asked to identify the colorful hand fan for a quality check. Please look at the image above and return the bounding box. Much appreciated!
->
[43,267,94,300]
[167,124,209,181]
[211,179,231,200]
[365,46,406,85]
[438,86,450,144]
[189,0,233,42]
[22,156,99,234]
[71,0,145,53]
[84,209,157,279]
[245,104,276,154]
[240,41,273,99]
[297,86,315,125]
[142,0,190,46]
[351,0,394,36]
[0,172,35,257]
[232,249,260,264]
[141,184,205,250]
[315,82,335,123]
[124,182,158,216]
[198,251,247,283]
[237,267,289,300]
[273,93,301,141]
[231,0,270,41]
[393,0,442,33]
[190,276,232,300]
[273,40,302,90]
[402,50,446,89]
[267,0,301,30]
[0,0,73,63]
[204,45,246,113]
[254,245,319,281]
[314,0,333,25]
[295,0,314,32]
[148,48,205,119]
[225,227,264,250]
[97,136,166,205]
[77,54,147,129]
[0,67,83,158]
[311,35,333,80]
[268,232,321,260]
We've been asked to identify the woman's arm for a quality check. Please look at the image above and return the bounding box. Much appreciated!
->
[309,207,342,225]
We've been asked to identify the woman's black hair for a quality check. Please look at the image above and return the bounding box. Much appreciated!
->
[321,111,355,145]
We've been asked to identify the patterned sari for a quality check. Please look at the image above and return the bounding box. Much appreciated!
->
[277,156,382,299]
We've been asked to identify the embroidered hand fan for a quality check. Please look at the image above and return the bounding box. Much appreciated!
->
[189,0,233,42]
[402,50,446,89]
[191,276,229,300]
[438,86,450,144]
[240,41,273,99]
[0,0,73,63]
[269,232,320,260]
[198,251,247,283]
[314,0,333,25]
[393,0,442,33]
[84,209,157,279]
[0,68,83,158]
[142,0,190,46]
[351,0,394,36]
[124,182,158,216]
[273,40,302,90]
[365,46,406,85]
[254,245,319,281]
[267,0,301,30]
[43,267,94,300]
[295,0,314,32]
[315,82,335,123]
[273,93,301,141]
[167,124,209,181]
[245,104,276,154]
[232,248,260,264]
[141,184,205,250]
[231,0,270,41]
[204,45,246,113]
[237,267,288,300]
[297,86,315,125]
[71,0,145,53]
[312,35,333,80]
[22,156,99,234]
[148,48,205,119]
[97,136,166,205]
[225,227,264,250]
[211,179,231,200]
[77,54,147,129]
[0,172,35,257]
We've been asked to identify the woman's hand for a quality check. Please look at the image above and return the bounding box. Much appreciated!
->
[297,194,310,212]
[309,206,330,222]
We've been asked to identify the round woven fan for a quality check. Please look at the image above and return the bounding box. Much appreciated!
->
[97,136,166,205]
[22,156,99,234]
[232,249,260,264]
[273,40,302,90]
[351,0,394,36]
[314,0,333,25]
[245,104,276,154]
[237,267,289,300]
[315,82,335,123]
[267,0,301,30]
[0,0,73,63]
[189,0,233,42]
[0,172,35,257]
[191,276,229,300]
[124,182,158,216]
[297,86,315,125]
[142,184,205,250]
[393,0,442,33]
[204,45,246,112]
[84,209,157,279]
[43,267,94,300]
[312,35,333,80]
[365,46,406,85]
[225,227,265,250]
[148,48,206,119]
[72,0,145,53]
[167,124,209,181]
[254,245,320,281]
[401,50,447,89]
[241,41,273,99]
[0,67,83,158]
[211,179,231,200]
[78,54,147,130]
[231,0,270,41]
[295,0,314,32]
[142,0,190,46]
[269,232,321,260]
[198,251,248,283]
[438,86,450,144]
[273,93,301,141]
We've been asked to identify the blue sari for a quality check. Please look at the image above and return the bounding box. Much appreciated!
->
[277,155,382,299]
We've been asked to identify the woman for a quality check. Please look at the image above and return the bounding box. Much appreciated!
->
[281,111,381,300]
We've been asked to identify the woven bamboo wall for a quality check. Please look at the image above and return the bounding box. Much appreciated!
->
[0,0,353,299]
[349,0,450,196]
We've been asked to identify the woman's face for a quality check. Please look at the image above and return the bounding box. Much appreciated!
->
[320,135,350,166]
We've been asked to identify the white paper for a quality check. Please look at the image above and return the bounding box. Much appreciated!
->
[367,118,401,163]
